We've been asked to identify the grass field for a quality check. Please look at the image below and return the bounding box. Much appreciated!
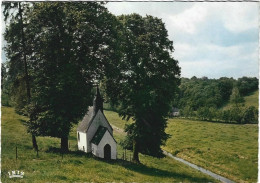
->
[104,110,258,183]
[244,90,259,108]
[1,106,216,182]
[165,118,258,183]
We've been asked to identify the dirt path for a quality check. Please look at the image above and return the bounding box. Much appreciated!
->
[112,124,235,183]
[164,151,235,183]
[111,124,126,134]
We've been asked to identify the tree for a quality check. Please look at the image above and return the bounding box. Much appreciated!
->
[237,77,258,96]
[3,2,38,151]
[1,63,11,106]
[218,77,234,102]
[230,87,244,108]
[242,106,258,124]
[181,105,194,118]
[104,14,181,163]
[22,2,122,152]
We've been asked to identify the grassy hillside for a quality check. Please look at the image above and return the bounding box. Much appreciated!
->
[223,90,259,110]
[1,107,215,182]
[244,90,259,108]
[105,110,258,183]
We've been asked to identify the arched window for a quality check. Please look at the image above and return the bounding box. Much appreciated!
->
[78,132,80,142]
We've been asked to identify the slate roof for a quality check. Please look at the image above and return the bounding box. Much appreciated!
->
[91,126,108,145]
[77,106,95,132]
[91,126,117,145]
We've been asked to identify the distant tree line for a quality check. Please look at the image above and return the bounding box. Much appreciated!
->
[173,77,258,124]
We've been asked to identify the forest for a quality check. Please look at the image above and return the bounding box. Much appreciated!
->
[173,76,258,124]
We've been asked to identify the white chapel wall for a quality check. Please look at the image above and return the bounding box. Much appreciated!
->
[87,110,113,152]
[77,131,87,152]
[91,143,98,157]
[96,131,117,159]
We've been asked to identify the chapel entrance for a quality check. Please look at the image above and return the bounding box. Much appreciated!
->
[104,144,111,160]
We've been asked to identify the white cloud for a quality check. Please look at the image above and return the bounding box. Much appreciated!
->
[174,42,258,78]
[166,2,258,35]
[167,4,208,34]
[106,2,258,78]
[217,3,258,33]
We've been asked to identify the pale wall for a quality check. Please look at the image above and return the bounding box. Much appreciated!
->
[95,131,117,159]
[86,110,113,152]
[77,131,87,152]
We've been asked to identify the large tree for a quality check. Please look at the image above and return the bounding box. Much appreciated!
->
[22,2,122,152]
[104,14,181,163]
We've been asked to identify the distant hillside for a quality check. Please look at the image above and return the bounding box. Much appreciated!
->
[244,90,259,108]
[173,77,258,123]
[173,76,258,111]
[223,90,259,110]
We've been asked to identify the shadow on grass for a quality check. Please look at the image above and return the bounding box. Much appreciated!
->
[45,147,88,155]
[95,158,214,182]
[44,148,214,182]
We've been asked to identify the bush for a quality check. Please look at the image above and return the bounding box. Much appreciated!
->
[242,106,258,124]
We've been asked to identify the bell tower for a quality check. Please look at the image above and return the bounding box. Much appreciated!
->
[93,86,103,115]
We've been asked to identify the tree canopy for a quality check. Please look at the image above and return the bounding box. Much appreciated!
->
[3,2,123,152]
[104,14,181,162]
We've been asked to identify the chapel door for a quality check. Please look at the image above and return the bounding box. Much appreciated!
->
[104,144,111,160]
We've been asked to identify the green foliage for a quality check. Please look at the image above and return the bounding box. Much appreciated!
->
[180,106,194,118]
[230,87,245,106]
[176,77,228,110]
[237,77,258,96]
[1,63,11,106]
[218,77,234,101]
[197,106,216,121]
[242,106,258,124]
[104,14,181,160]
[175,77,258,124]
[3,2,123,151]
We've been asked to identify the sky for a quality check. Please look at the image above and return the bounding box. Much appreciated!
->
[1,2,258,79]
[106,2,259,79]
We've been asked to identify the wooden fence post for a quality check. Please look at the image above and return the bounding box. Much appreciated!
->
[16,146,18,161]
[125,149,126,161]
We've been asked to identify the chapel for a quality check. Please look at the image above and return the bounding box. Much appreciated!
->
[77,87,117,159]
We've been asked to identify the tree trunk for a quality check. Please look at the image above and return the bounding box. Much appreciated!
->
[61,136,69,153]
[132,140,140,163]
[18,2,38,151]
[32,134,38,151]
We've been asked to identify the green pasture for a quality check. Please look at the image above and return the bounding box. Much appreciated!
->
[1,107,215,182]
[105,110,258,183]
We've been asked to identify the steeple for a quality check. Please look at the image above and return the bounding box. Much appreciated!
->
[93,86,103,115]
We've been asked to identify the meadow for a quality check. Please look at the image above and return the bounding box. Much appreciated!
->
[1,106,216,182]
[244,90,259,108]
[104,110,258,183]
[165,118,258,183]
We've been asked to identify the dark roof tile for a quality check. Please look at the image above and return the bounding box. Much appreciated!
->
[77,106,94,132]
[91,126,107,145]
